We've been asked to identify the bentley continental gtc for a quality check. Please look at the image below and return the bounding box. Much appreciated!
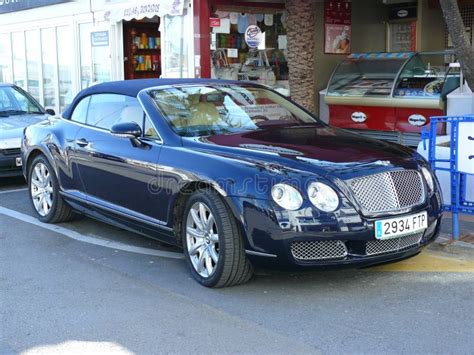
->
[22,79,442,287]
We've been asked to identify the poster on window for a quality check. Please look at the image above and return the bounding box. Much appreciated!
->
[325,24,351,54]
[324,0,351,54]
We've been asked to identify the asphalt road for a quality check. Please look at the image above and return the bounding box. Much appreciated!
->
[1,178,473,354]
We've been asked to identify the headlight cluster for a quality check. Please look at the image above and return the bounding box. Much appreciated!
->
[271,184,303,211]
[307,182,339,212]
[271,182,340,212]
[421,166,434,193]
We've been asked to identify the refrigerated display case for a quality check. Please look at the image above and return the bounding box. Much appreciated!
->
[325,51,460,146]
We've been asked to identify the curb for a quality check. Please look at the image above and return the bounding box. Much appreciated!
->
[428,234,474,259]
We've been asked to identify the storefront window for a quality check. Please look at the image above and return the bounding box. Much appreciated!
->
[25,30,41,102]
[209,11,289,94]
[162,14,191,78]
[12,32,26,88]
[79,23,93,90]
[0,33,12,83]
[41,28,57,110]
[56,26,73,112]
[92,34,111,84]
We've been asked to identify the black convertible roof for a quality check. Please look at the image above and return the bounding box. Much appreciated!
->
[62,78,240,119]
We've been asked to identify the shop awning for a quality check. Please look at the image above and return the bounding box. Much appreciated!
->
[103,0,185,22]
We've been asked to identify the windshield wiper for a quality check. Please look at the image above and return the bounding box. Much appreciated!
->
[0,109,28,117]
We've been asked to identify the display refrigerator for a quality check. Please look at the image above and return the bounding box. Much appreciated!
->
[325,51,460,146]
[386,21,416,52]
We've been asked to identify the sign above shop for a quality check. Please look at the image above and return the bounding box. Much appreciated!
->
[388,5,417,20]
[0,0,70,14]
[104,0,184,22]
[244,25,263,49]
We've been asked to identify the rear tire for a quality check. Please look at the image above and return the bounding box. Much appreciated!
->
[182,189,253,288]
[28,155,75,223]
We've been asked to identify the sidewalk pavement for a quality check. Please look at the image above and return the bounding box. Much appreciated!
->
[430,212,474,257]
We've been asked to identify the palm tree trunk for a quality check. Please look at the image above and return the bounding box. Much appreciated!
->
[285,0,316,113]
[439,0,474,88]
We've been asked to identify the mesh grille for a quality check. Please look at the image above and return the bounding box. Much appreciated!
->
[366,232,423,256]
[348,170,425,214]
[291,240,348,261]
[1,148,21,156]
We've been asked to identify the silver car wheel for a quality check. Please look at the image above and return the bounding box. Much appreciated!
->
[186,202,220,278]
[30,162,54,217]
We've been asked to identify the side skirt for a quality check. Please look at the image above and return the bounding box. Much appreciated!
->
[61,191,177,246]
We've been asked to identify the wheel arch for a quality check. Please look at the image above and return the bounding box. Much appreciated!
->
[25,148,55,183]
[171,181,244,245]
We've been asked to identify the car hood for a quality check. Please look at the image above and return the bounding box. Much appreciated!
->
[183,125,421,180]
[0,114,47,149]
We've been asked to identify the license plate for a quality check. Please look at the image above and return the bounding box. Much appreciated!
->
[375,211,427,240]
[15,157,22,167]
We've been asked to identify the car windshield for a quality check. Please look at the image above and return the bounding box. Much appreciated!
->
[0,86,44,117]
[148,84,321,137]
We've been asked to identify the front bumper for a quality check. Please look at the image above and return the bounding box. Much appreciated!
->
[0,150,23,177]
[227,192,442,269]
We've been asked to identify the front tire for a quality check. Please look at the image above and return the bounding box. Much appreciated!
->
[28,155,75,223]
[182,189,253,288]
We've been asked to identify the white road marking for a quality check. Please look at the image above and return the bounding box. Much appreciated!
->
[0,187,28,194]
[0,206,184,260]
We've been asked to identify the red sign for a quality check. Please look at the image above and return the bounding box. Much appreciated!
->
[209,18,221,27]
[324,0,352,54]
[324,0,351,25]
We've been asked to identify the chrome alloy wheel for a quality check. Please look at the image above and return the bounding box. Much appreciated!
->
[186,202,220,278]
[30,162,54,217]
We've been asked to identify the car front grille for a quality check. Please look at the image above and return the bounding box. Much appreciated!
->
[291,240,348,261]
[365,232,424,256]
[348,170,425,214]
[1,148,21,156]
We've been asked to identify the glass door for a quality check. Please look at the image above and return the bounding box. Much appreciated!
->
[387,21,416,52]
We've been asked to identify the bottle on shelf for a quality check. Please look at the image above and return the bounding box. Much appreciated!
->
[140,33,148,49]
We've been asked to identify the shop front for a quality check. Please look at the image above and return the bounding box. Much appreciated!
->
[0,0,195,114]
[0,0,92,114]
[192,0,290,95]
[96,0,195,80]
[315,0,471,147]
[325,51,461,146]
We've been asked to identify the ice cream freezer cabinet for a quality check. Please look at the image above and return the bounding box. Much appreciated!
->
[324,51,460,147]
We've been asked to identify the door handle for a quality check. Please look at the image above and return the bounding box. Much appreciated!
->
[76,138,89,147]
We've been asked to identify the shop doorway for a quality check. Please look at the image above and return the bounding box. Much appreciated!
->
[123,17,161,80]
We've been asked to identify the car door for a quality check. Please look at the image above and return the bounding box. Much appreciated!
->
[73,93,164,222]
[50,96,89,194]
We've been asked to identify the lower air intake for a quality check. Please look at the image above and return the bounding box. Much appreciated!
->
[291,240,348,261]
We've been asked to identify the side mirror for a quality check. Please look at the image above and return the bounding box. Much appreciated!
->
[45,108,56,116]
[110,122,142,139]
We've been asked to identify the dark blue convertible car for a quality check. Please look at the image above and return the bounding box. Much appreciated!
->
[22,79,442,287]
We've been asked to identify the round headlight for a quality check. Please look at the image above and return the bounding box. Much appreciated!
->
[271,184,303,210]
[421,166,434,192]
[307,182,340,212]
